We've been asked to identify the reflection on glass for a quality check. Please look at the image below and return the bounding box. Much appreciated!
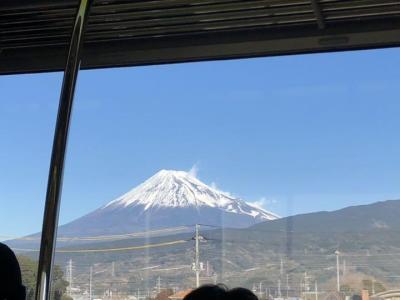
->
[0,72,63,299]
[3,48,400,300]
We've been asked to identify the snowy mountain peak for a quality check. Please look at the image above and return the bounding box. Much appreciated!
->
[104,169,279,221]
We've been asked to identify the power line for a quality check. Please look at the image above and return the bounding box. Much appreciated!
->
[12,239,188,253]
[2,226,192,242]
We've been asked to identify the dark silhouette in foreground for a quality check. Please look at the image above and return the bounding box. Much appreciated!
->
[227,288,259,300]
[0,243,26,300]
[183,284,258,300]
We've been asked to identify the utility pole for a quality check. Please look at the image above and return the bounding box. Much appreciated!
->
[259,282,263,299]
[65,266,69,289]
[315,281,318,300]
[335,250,340,292]
[195,224,200,287]
[304,272,310,292]
[343,259,346,277]
[280,257,284,277]
[192,224,206,288]
[286,274,289,299]
[300,277,303,296]
[68,259,73,296]
[157,276,161,294]
[112,261,115,277]
[89,266,93,300]
[278,279,282,298]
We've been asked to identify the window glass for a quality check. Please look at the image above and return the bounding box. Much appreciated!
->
[1,72,63,299]
[5,48,400,300]
[58,48,400,300]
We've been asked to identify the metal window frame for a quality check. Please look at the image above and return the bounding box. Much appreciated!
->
[12,0,396,299]
[1,0,400,75]
[35,1,93,299]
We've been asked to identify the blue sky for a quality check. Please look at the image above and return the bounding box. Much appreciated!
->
[1,48,400,238]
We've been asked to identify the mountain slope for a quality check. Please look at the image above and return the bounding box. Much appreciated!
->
[57,170,278,237]
[250,199,400,233]
[44,199,400,292]
[11,198,400,293]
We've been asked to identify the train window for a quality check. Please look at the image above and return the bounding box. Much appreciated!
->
[0,72,63,298]
[4,47,400,300]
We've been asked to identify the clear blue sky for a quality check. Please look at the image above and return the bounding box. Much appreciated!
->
[1,48,400,238]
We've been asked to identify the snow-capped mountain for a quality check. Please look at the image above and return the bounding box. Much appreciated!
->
[57,170,279,237]
[104,170,277,219]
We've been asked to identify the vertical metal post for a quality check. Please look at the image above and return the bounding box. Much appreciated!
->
[310,0,325,29]
[35,0,93,299]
